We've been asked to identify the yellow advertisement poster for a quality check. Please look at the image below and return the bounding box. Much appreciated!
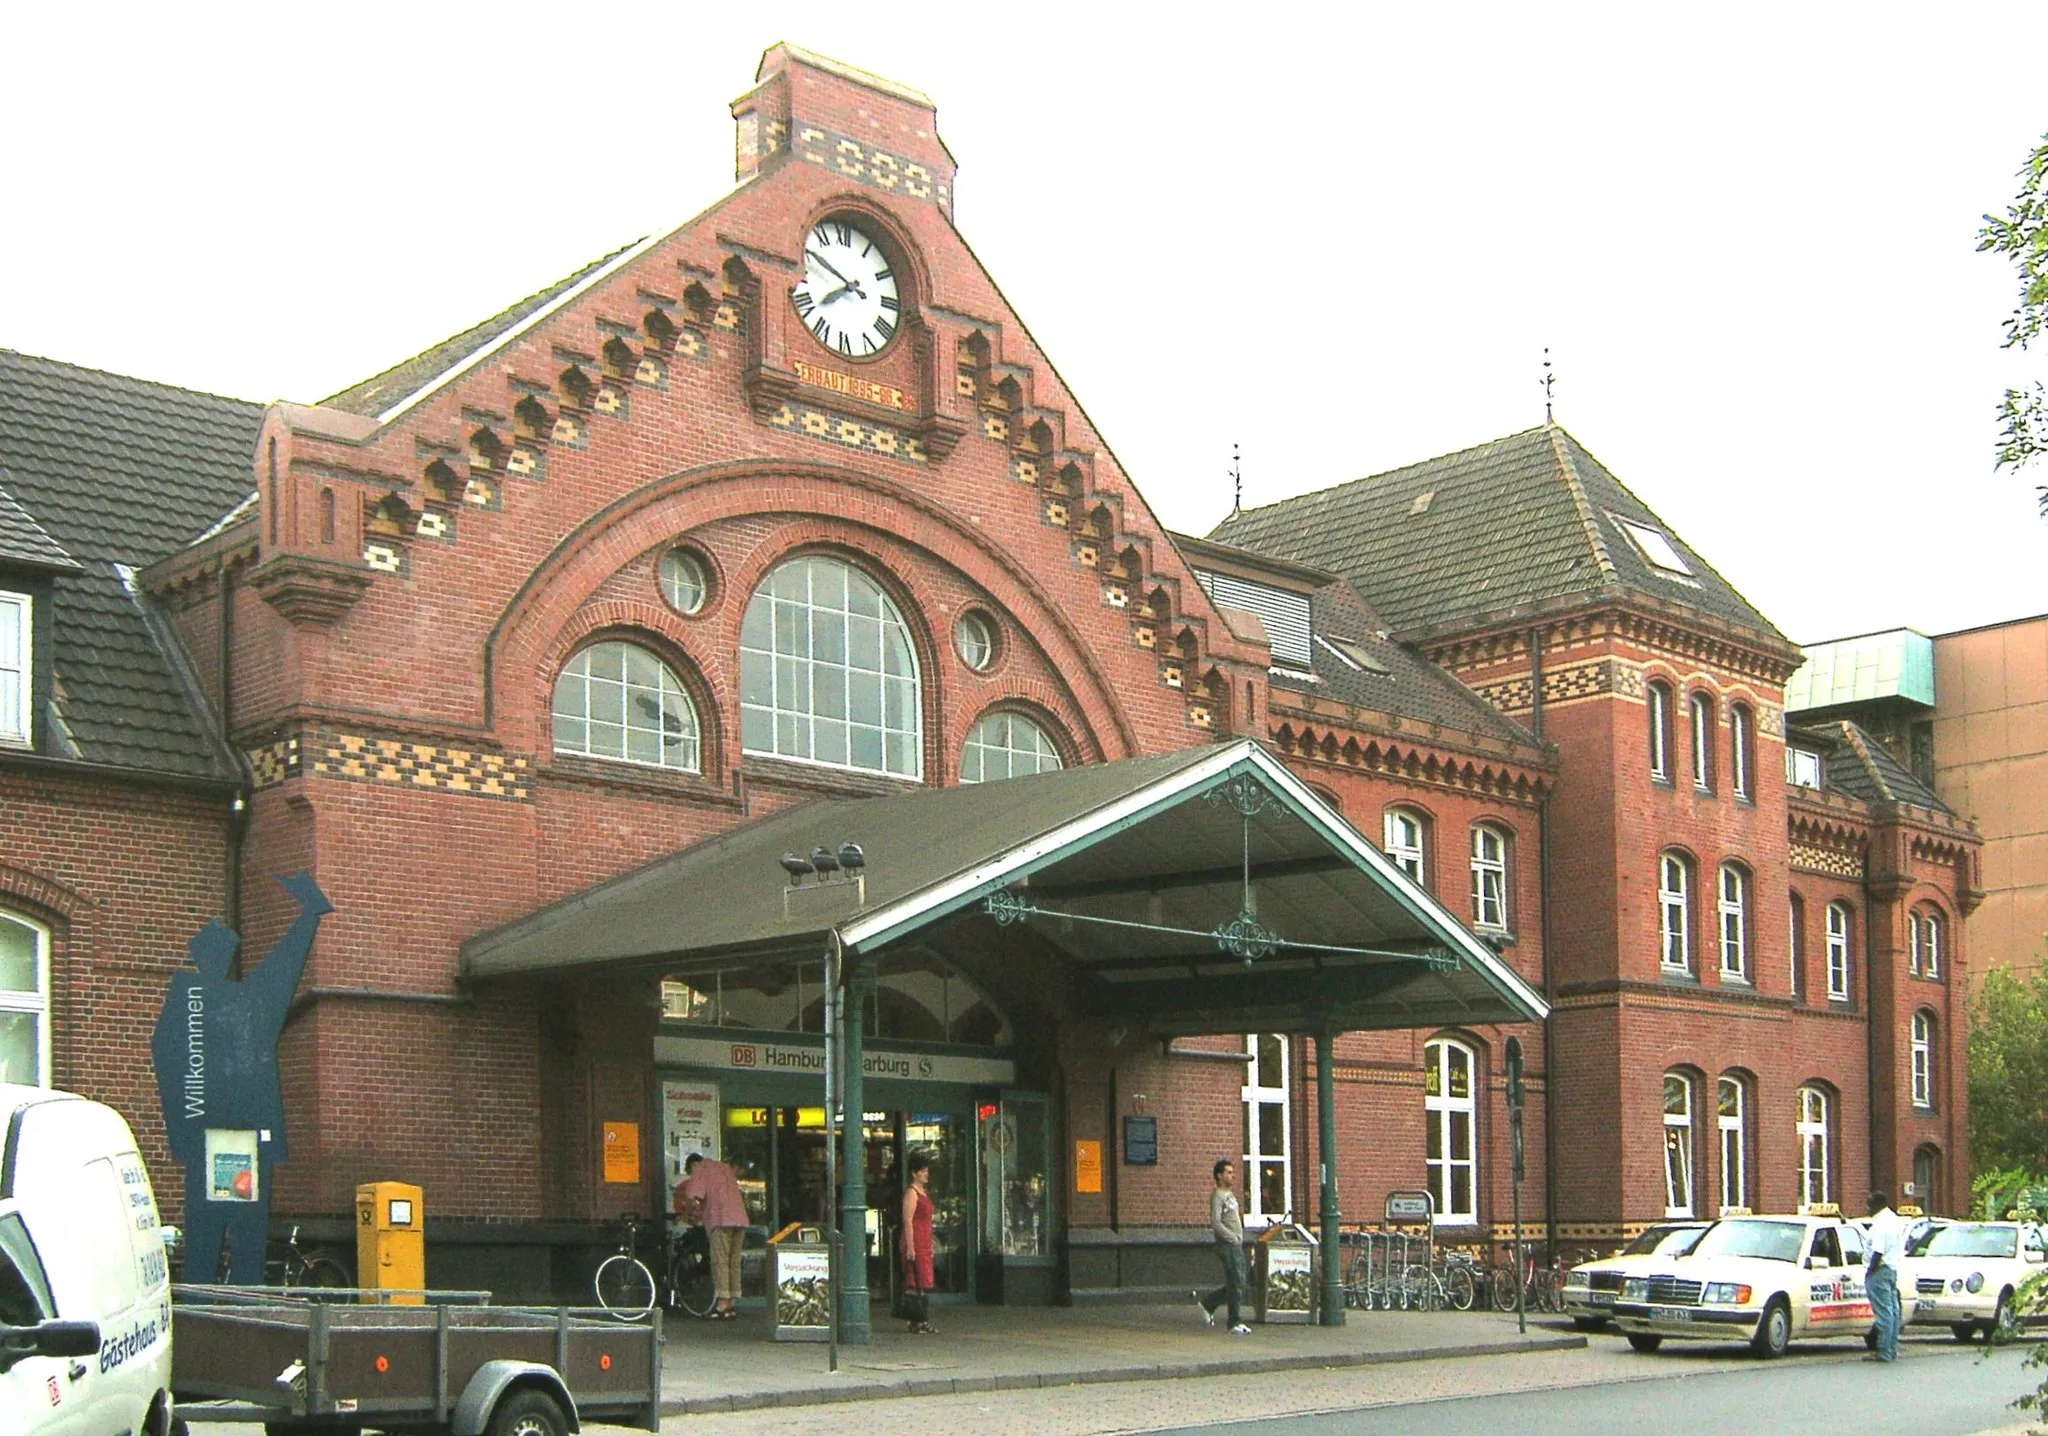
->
[602,1121,641,1184]
[1074,1139,1103,1194]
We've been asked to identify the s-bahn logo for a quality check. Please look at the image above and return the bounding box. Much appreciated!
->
[730,1044,757,1067]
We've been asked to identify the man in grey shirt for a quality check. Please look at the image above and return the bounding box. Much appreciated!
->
[1195,1157,1251,1334]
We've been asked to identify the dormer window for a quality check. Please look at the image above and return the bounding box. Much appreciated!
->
[1612,516,1694,576]
[1193,570,1311,668]
[0,591,29,746]
[1786,746,1823,790]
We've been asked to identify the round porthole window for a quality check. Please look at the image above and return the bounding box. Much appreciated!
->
[955,611,996,671]
[659,549,709,615]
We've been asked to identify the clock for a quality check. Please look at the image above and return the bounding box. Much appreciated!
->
[791,219,901,358]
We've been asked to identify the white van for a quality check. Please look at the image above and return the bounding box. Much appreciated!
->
[0,1084,175,1436]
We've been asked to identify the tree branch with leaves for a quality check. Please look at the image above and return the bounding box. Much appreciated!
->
[1980,131,2048,513]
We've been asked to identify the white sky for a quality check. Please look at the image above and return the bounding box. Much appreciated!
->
[4,4,2045,644]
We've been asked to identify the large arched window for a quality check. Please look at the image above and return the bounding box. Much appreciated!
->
[1663,1072,1696,1217]
[1718,1075,1748,1213]
[959,711,1063,784]
[739,556,922,777]
[1659,853,1693,973]
[0,912,50,1087]
[1911,1010,1935,1110]
[1825,903,1852,1001]
[1470,824,1509,932]
[1647,680,1674,782]
[1797,1085,1832,1209]
[1423,1038,1477,1225]
[1717,863,1749,980]
[551,640,700,771]
[1690,691,1715,793]
[1384,807,1428,886]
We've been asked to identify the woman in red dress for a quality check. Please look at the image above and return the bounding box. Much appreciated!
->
[899,1148,936,1334]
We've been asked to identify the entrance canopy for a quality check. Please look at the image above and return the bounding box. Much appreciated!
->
[461,740,1547,1035]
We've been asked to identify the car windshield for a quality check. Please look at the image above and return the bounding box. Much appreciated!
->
[1924,1226,2017,1259]
[1623,1224,1706,1257]
[1688,1220,1805,1262]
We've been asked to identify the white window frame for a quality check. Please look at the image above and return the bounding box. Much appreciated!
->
[1242,1034,1292,1223]
[1648,682,1672,782]
[1384,808,1426,886]
[1731,704,1753,800]
[1797,1086,1831,1209]
[1718,1076,1746,1213]
[1424,1039,1478,1226]
[0,911,51,1088]
[550,640,701,772]
[1659,854,1692,973]
[1690,692,1714,793]
[1717,864,1748,980]
[739,556,923,779]
[1664,1073,1696,1218]
[0,592,29,745]
[1907,912,1921,976]
[959,710,1062,784]
[1911,1011,1933,1110]
[1786,747,1822,789]
[1915,909,1944,980]
[1470,824,1508,932]
[1788,893,1805,998]
[1825,903,1851,1001]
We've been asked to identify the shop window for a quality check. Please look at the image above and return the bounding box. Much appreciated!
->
[1911,1010,1935,1110]
[1664,1072,1696,1218]
[1659,853,1693,974]
[0,592,28,745]
[1797,1085,1832,1209]
[1470,824,1509,932]
[1717,863,1749,981]
[551,640,700,771]
[1383,807,1427,886]
[0,912,49,1086]
[659,954,1011,1046]
[1717,1075,1748,1213]
[1731,703,1755,801]
[1242,1035,1291,1222]
[959,710,1063,784]
[1647,681,1673,783]
[1690,692,1715,793]
[979,1093,1050,1257]
[1424,1038,1477,1225]
[1825,903,1851,1001]
[740,555,922,778]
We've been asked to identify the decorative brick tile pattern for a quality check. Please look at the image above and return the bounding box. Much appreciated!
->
[795,126,952,212]
[245,735,302,789]
[766,402,927,463]
[1790,841,1865,878]
[311,731,531,801]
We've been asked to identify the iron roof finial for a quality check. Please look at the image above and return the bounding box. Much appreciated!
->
[1542,348,1556,424]
[1230,443,1242,514]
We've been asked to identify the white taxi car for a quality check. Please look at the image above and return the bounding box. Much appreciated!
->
[1611,1213,1873,1358]
[1900,1220,2046,1342]
[1560,1222,1708,1331]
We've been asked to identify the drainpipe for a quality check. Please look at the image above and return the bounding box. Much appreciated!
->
[219,556,251,932]
[838,951,875,1343]
[1531,626,1559,1254]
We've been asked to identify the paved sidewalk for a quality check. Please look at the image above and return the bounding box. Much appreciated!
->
[656,1305,1585,1414]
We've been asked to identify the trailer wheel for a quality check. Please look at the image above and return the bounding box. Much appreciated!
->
[264,1426,360,1436]
[488,1388,570,1436]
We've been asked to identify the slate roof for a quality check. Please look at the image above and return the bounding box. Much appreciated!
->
[321,242,642,419]
[0,477,80,573]
[1269,581,1541,751]
[0,350,265,780]
[1791,719,1952,815]
[1210,425,1788,645]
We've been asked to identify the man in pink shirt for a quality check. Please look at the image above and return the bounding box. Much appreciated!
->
[675,1151,747,1317]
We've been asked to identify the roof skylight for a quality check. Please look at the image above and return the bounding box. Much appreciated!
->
[1612,517,1693,576]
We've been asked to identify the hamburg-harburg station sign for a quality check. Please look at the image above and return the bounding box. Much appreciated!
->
[654,1033,1014,1087]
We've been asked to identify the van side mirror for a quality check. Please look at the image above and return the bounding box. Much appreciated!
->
[0,1319,101,1374]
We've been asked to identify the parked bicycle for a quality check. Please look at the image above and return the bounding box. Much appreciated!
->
[593,1214,659,1320]
[661,1216,719,1319]
[1490,1247,1564,1313]
[271,1224,352,1290]
[1400,1249,1480,1311]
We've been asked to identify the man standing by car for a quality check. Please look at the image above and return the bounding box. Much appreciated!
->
[1865,1190,1928,1362]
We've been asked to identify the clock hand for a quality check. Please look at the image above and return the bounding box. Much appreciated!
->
[820,279,867,305]
[806,249,854,286]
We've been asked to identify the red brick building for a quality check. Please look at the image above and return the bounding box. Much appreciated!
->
[0,45,1971,1312]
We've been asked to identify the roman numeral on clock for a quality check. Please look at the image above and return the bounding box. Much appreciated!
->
[875,317,895,340]
[812,316,830,342]
[880,295,899,311]
[794,291,815,316]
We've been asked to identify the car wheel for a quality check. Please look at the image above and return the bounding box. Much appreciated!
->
[1572,1316,1608,1333]
[1750,1298,1792,1359]
[1625,1333,1663,1353]
[1952,1322,1978,1343]
[1991,1289,2018,1344]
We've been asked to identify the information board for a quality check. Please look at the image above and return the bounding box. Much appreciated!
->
[1122,1115,1158,1165]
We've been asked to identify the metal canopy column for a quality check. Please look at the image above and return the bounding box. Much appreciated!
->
[839,957,874,1343]
[1316,1024,1343,1326]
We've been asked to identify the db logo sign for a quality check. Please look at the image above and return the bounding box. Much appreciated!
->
[730,1045,756,1067]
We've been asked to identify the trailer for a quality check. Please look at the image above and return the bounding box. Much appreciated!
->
[169,1286,661,1436]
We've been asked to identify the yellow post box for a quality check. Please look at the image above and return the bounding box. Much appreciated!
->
[355,1181,424,1304]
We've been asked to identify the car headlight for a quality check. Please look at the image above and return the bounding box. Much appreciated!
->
[1704,1282,1753,1305]
[1952,1278,1964,1293]
[1966,1273,1985,1294]
[1622,1277,1650,1301]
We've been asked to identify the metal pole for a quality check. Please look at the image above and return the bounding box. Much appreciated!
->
[824,933,840,1371]
[839,957,874,1342]
[1315,1026,1343,1326]
[1511,1109,1526,1335]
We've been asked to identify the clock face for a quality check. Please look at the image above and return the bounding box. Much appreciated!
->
[791,219,901,359]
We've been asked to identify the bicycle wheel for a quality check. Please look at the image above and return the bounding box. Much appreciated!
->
[1398,1264,1433,1311]
[667,1235,718,1318]
[594,1254,656,1319]
[1537,1269,1566,1313]
[1490,1263,1520,1312]
[1444,1264,1477,1311]
[296,1253,352,1292]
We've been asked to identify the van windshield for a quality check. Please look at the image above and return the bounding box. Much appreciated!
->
[1688,1220,1805,1263]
